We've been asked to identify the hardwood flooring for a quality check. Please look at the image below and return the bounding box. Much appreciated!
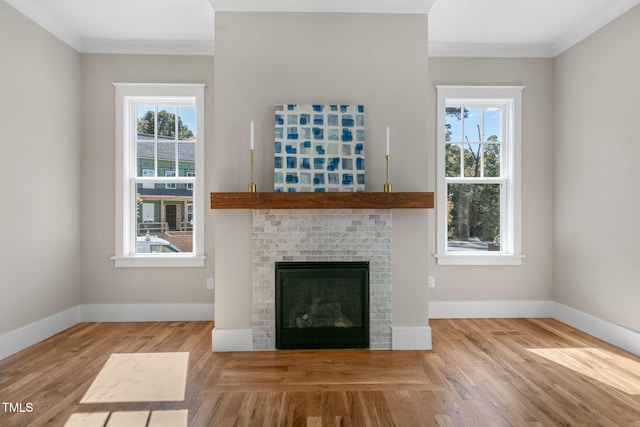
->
[1,318,639,426]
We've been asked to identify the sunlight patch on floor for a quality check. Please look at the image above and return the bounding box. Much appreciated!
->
[64,412,110,426]
[527,347,640,395]
[80,352,189,403]
[64,410,188,427]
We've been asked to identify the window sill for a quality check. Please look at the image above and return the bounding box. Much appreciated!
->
[111,254,206,268]
[435,253,524,266]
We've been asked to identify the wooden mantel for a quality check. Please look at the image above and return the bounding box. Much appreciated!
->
[210,192,434,209]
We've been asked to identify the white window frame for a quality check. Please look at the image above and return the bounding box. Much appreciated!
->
[436,85,524,266]
[112,83,206,268]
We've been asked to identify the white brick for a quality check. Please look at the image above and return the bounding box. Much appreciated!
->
[251,209,393,350]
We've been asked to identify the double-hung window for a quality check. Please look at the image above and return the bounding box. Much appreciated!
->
[436,86,524,265]
[113,83,205,267]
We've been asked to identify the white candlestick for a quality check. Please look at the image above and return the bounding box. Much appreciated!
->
[250,121,254,150]
[386,126,390,155]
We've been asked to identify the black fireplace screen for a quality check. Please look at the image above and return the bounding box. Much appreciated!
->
[275,261,369,349]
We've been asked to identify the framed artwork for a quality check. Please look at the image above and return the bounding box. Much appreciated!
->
[274,104,365,192]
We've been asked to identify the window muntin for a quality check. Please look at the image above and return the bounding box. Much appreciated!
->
[436,86,523,266]
[113,84,205,268]
[444,103,505,253]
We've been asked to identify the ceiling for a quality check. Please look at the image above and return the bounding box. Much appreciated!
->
[4,0,639,57]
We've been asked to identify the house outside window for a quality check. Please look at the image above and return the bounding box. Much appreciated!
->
[113,83,205,267]
[436,86,524,266]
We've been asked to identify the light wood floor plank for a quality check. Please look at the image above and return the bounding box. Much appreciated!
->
[1,319,640,425]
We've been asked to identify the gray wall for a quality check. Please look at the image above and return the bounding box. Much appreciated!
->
[212,12,430,330]
[427,58,555,303]
[554,5,640,332]
[80,54,216,305]
[3,1,639,343]
[0,2,82,334]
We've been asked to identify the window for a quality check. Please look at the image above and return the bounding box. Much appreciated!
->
[436,86,524,265]
[112,84,205,267]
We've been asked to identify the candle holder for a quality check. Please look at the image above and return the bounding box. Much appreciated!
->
[248,148,257,192]
[383,154,392,192]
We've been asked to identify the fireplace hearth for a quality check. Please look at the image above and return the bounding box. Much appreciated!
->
[275,261,369,349]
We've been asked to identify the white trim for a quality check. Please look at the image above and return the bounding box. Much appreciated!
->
[429,300,553,319]
[552,0,640,57]
[552,303,640,357]
[0,306,81,360]
[4,0,82,51]
[428,43,555,58]
[0,304,215,361]
[113,83,206,268]
[3,302,639,359]
[212,328,254,352]
[429,300,640,358]
[81,303,214,322]
[392,327,432,350]
[111,255,206,268]
[210,0,436,14]
[435,85,524,266]
[435,253,524,266]
[82,39,215,56]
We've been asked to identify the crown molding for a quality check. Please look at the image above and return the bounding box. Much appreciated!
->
[428,43,555,59]
[5,0,82,51]
[82,39,215,56]
[209,0,437,14]
[7,0,638,56]
[552,0,640,56]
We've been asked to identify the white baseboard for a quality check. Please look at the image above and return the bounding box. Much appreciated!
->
[81,303,215,322]
[428,300,640,357]
[4,301,639,360]
[212,328,253,352]
[429,300,552,319]
[392,326,432,350]
[0,305,81,360]
[552,302,640,357]
[0,303,215,361]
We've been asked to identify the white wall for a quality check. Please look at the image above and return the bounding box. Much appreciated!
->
[0,2,82,336]
[80,54,216,306]
[427,58,555,305]
[212,12,430,331]
[554,5,640,333]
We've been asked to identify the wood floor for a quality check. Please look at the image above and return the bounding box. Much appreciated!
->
[1,318,640,426]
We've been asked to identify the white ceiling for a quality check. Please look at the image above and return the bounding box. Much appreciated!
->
[4,0,639,57]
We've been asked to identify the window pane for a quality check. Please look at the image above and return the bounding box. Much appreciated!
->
[157,105,177,139]
[178,142,195,177]
[165,170,176,189]
[447,183,501,252]
[445,144,461,177]
[137,143,155,177]
[483,144,501,177]
[445,107,462,142]
[136,105,155,139]
[463,108,482,142]
[178,106,196,140]
[484,107,502,141]
[136,184,193,253]
[464,144,481,177]
[158,142,176,173]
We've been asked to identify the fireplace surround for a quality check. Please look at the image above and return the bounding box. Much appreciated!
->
[252,209,392,350]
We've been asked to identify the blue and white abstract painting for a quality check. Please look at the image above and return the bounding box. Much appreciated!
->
[274,104,365,192]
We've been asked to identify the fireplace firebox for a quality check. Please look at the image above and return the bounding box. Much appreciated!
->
[275,261,369,349]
